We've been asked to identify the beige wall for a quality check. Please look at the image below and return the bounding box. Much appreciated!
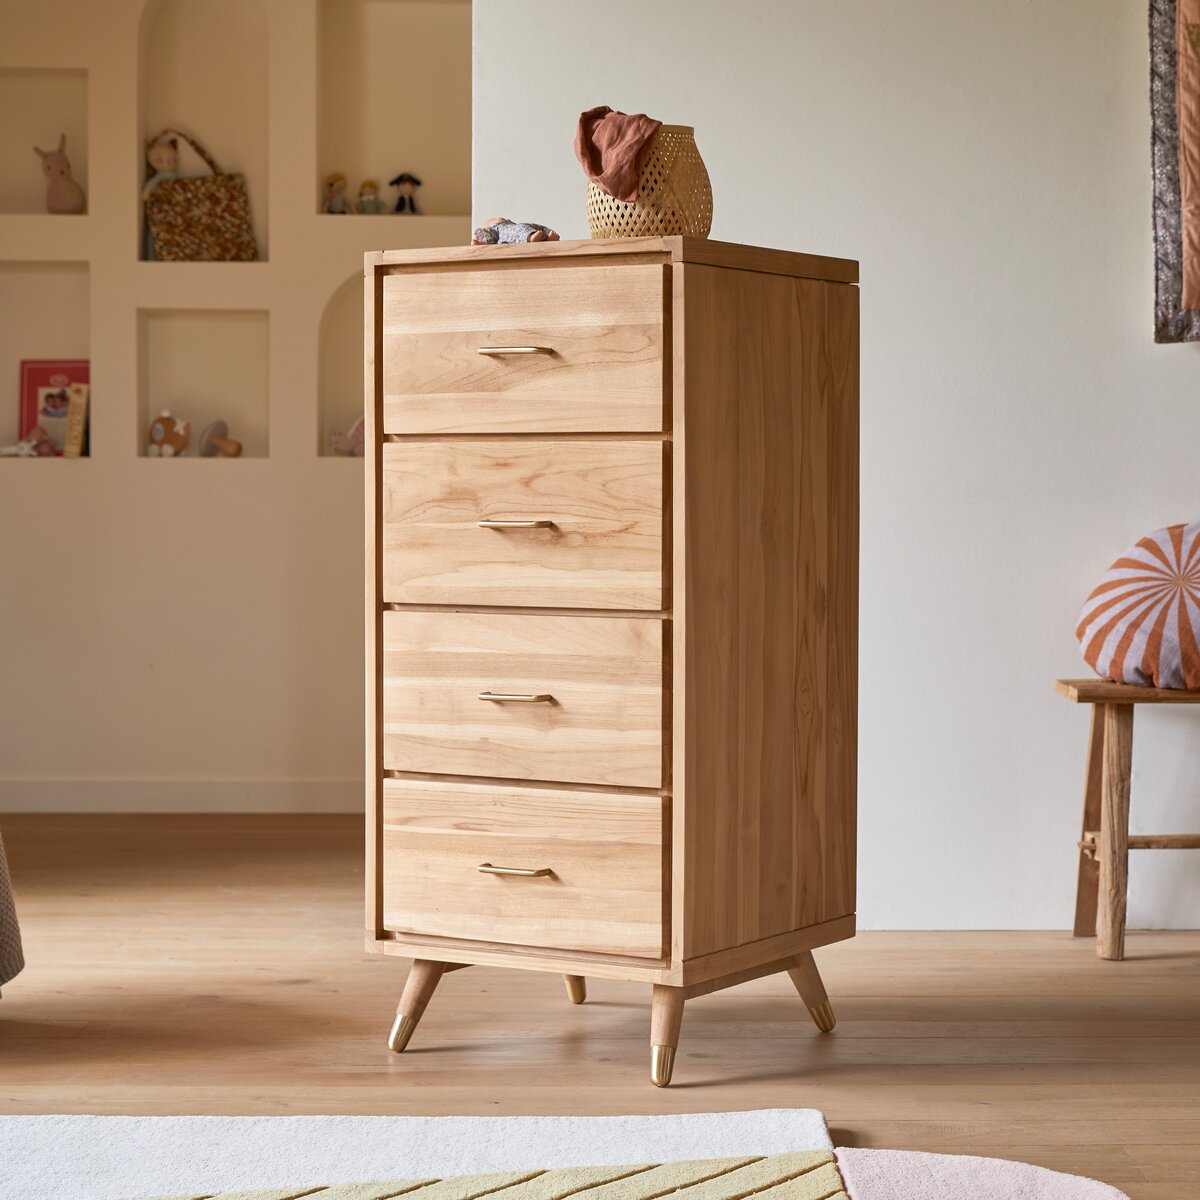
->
[473,0,1200,929]
[0,0,470,812]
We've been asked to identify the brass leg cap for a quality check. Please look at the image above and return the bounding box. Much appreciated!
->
[564,975,587,1005]
[387,1013,416,1053]
[650,1044,676,1087]
[810,1000,837,1033]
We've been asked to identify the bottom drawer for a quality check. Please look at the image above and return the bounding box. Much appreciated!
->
[382,779,665,959]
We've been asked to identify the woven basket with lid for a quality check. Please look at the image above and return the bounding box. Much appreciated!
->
[586,124,712,239]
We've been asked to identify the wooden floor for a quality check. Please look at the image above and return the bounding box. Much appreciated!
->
[1,816,1197,1199]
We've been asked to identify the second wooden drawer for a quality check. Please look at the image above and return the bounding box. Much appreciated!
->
[381,610,664,788]
[382,439,665,609]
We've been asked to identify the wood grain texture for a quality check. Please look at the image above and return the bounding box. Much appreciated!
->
[650,984,685,1047]
[1081,833,1200,852]
[365,265,385,937]
[677,916,855,986]
[1057,679,1200,704]
[673,265,858,960]
[4,816,1199,1199]
[367,236,858,285]
[381,264,665,434]
[394,959,446,1025]
[1121,835,1200,850]
[1098,704,1134,961]
[1073,706,1106,938]
[382,779,665,958]
[381,439,665,609]
[372,914,854,988]
[787,951,830,1010]
[381,610,663,788]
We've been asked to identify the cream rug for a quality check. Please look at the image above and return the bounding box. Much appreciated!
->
[0,1111,1130,1200]
[0,1110,829,1200]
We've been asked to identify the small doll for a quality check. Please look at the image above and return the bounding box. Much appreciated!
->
[472,217,560,245]
[323,172,353,214]
[142,135,179,259]
[388,172,421,214]
[356,179,384,214]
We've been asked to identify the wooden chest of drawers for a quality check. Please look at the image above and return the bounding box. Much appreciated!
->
[365,236,859,1086]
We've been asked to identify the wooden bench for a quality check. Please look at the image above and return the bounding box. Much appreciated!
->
[1057,679,1200,960]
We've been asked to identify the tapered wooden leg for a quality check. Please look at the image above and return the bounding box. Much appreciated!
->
[563,974,586,1004]
[649,984,685,1087]
[1097,704,1133,961]
[787,950,836,1032]
[387,959,447,1052]
[1073,704,1106,937]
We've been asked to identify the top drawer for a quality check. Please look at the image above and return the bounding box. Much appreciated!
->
[381,263,666,433]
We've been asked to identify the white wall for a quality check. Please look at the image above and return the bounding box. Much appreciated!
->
[473,0,1200,930]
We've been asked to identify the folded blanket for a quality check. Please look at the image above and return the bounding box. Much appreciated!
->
[0,829,23,990]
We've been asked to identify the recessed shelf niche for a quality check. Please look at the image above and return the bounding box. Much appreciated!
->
[138,309,269,457]
[138,0,268,259]
[0,262,89,447]
[317,0,471,217]
[318,275,364,457]
[0,69,88,215]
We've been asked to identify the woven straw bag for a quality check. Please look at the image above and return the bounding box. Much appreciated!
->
[144,128,258,262]
[586,124,712,239]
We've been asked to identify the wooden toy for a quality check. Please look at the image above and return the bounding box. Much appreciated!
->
[33,133,86,214]
[197,420,243,457]
[147,410,191,457]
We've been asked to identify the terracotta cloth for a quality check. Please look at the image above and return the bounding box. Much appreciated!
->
[574,106,663,203]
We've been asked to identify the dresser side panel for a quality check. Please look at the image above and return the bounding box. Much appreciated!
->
[366,262,386,939]
[677,264,858,960]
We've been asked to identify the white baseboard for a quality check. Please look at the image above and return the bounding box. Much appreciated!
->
[0,780,364,812]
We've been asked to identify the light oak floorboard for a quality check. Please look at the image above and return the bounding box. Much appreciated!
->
[0,816,1196,1200]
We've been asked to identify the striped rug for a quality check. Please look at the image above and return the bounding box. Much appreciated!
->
[144,1147,1131,1200]
[146,1153,847,1200]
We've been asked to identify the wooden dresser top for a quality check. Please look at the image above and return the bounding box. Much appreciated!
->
[365,236,859,286]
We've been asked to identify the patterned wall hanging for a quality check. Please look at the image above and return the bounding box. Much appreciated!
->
[1152,0,1200,340]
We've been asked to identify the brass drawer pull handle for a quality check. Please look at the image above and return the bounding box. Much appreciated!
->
[477,691,554,703]
[477,346,553,356]
[477,519,554,529]
[478,862,553,878]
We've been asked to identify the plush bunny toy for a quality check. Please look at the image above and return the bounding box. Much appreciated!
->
[33,134,86,214]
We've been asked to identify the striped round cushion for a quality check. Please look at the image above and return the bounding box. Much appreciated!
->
[1077,520,1200,689]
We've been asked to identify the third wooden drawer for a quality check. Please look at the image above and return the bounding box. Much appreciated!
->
[381,610,664,788]
[381,439,665,609]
